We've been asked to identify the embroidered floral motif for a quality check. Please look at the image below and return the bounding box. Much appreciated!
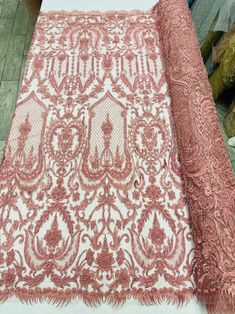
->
[0,6,197,307]
[44,216,62,248]
[2,269,16,287]
[148,213,166,247]
[96,239,114,272]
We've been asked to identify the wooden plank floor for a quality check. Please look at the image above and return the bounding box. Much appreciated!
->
[0,0,41,161]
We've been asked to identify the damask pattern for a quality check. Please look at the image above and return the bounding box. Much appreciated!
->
[155,0,235,313]
[0,9,196,305]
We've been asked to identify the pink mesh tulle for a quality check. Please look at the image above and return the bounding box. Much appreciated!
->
[0,0,234,313]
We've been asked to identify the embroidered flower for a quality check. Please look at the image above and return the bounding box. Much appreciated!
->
[57,52,67,62]
[114,146,123,169]
[80,269,93,288]
[66,97,73,107]
[116,249,125,266]
[115,269,130,288]
[132,191,140,200]
[155,260,165,274]
[145,185,161,201]
[19,115,31,136]
[149,175,156,184]
[91,146,100,170]
[126,94,135,103]
[50,95,59,103]
[125,51,135,61]
[149,226,165,247]
[6,250,14,266]
[44,216,62,248]
[156,93,165,102]
[51,185,67,201]
[149,52,158,60]
[102,54,113,71]
[96,238,114,272]
[142,125,157,150]
[2,269,15,287]
[113,35,120,44]
[86,249,94,266]
[72,192,80,202]
[36,191,44,201]
[148,213,166,247]
[17,115,31,151]
[168,191,176,200]
[1,192,17,207]
[101,114,113,136]
[58,128,73,153]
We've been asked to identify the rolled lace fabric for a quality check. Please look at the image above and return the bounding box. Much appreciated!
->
[155,0,235,313]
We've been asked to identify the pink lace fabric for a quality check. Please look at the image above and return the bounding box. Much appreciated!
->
[155,0,235,312]
[0,8,195,306]
[0,0,234,312]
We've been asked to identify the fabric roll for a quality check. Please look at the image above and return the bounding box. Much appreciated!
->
[0,0,234,312]
[155,0,235,313]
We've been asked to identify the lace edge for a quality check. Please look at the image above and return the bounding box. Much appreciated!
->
[39,4,160,16]
[0,287,194,306]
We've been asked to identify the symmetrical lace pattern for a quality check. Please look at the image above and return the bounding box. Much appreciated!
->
[0,1,234,312]
[0,9,195,306]
[155,0,235,312]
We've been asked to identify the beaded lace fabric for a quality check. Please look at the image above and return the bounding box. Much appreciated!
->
[0,0,234,312]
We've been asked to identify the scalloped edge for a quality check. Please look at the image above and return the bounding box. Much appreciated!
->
[0,287,194,307]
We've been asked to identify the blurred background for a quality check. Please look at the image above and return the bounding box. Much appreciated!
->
[190,0,235,172]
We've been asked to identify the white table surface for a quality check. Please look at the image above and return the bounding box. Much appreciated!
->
[1,1,207,313]
[41,0,158,12]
